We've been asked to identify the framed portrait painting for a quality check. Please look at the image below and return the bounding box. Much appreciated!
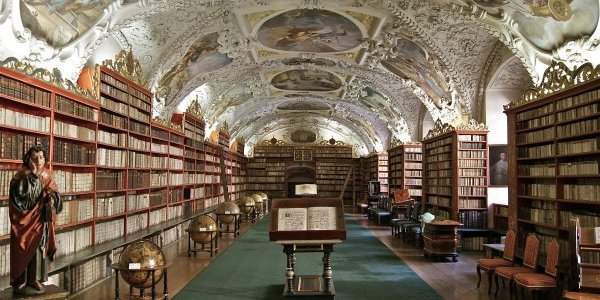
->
[489,144,508,187]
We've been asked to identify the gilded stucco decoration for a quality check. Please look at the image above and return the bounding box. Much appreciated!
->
[102,48,146,87]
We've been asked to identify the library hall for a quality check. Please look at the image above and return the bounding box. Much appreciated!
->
[0,0,599,299]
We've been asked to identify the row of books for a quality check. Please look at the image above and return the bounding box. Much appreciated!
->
[559,161,599,175]
[95,219,124,244]
[427,145,451,155]
[519,183,556,198]
[458,210,487,228]
[129,120,149,136]
[71,255,109,292]
[97,130,126,147]
[0,106,50,132]
[517,127,554,144]
[459,142,486,150]
[558,137,598,155]
[461,236,486,251]
[427,170,452,177]
[426,161,450,169]
[99,110,127,130]
[169,157,183,169]
[559,210,600,228]
[151,172,168,186]
[53,140,95,165]
[557,102,598,123]
[458,135,486,142]
[458,160,486,168]
[459,169,486,176]
[518,144,554,159]
[100,95,128,115]
[97,148,126,167]
[127,213,148,234]
[427,178,451,185]
[404,178,422,185]
[459,187,487,196]
[517,114,554,130]
[0,206,8,236]
[0,74,51,107]
[96,170,124,190]
[101,82,129,104]
[54,120,95,141]
[516,103,553,121]
[96,194,126,217]
[429,196,450,207]
[459,199,486,209]
[55,226,93,258]
[459,150,486,158]
[129,106,149,123]
[518,164,556,176]
[170,173,184,185]
[557,118,599,137]
[129,151,151,168]
[427,153,451,162]
[429,186,451,195]
[405,170,422,177]
[54,170,93,193]
[55,95,98,121]
[0,169,18,196]
[496,205,509,217]
[0,244,8,276]
[459,177,487,186]
[152,157,168,169]
[101,72,128,92]
[564,183,600,202]
[128,193,150,211]
[556,88,600,110]
[128,170,150,188]
[129,136,150,152]
[0,131,48,160]
[519,207,557,226]
[425,137,452,149]
[149,208,167,226]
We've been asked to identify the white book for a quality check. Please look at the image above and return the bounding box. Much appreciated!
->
[277,207,337,231]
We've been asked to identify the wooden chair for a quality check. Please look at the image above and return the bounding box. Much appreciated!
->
[391,201,414,237]
[477,230,517,294]
[494,234,540,298]
[513,239,560,300]
[563,218,600,300]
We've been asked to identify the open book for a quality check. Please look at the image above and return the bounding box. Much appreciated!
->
[277,207,337,231]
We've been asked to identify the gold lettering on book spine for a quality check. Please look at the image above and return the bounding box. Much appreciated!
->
[505,61,600,110]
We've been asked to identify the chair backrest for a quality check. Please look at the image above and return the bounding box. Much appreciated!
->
[522,234,541,269]
[394,189,410,203]
[545,239,560,277]
[568,218,600,292]
[502,230,517,262]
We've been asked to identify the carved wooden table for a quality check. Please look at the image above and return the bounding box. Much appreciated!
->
[275,240,343,299]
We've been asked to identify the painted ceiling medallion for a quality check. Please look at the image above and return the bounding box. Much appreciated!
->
[271,69,342,92]
[256,9,363,53]
[290,129,317,143]
[277,101,331,111]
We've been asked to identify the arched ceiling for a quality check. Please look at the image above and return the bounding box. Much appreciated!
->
[0,0,598,155]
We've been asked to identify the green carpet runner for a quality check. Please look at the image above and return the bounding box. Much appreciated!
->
[174,216,442,300]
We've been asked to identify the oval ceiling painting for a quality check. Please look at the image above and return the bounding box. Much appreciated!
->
[277,101,331,111]
[272,70,342,92]
[257,9,363,53]
[290,129,317,144]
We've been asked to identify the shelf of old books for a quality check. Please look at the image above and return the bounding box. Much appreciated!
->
[388,144,423,203]
[492,203,508,234]
[0,55,237,293]
[504,62,600,264]
[422,121,489,228]
[367,152,389,194]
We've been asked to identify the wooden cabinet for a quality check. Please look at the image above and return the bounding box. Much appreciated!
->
[423,220,461,262]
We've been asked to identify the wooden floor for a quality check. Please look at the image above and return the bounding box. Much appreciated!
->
[73,214,509,300]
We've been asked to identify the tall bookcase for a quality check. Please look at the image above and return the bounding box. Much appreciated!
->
[367,152,389,195]
[388,144,423,203]
[0,52,245,293]
[422,121,489,228]
[505,62,600,263]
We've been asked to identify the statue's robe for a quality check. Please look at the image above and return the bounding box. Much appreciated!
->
[9,168,62,285]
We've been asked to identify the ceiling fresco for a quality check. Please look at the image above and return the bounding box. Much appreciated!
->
[2,0,596,155]
[270,69,342,92]
[256,9,363,53]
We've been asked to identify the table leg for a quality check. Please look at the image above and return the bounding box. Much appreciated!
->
[163,269,169,300]
[115,270,120,300]
[323,246,333,294]
[284,245,295,295]
[151,271,156,300]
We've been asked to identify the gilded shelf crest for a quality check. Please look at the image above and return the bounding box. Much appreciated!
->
[102,48,146,87]
[186,98,205,122]
[424,119,487,140]
[0,57,96,99]
[506,61,600,110]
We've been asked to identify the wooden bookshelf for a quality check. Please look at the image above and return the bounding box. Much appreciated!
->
[422,121,489,229]
[492,203,508,234]
[367,152,389,195]
[505,62,600,263]
[388,144,423,203]
[0,52,246,293]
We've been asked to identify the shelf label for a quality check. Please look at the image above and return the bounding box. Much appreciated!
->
[128,263,141,270]
[199,228,207,231]
[225,211,231,214]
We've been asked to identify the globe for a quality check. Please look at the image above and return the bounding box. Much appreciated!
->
[118,240,166,289]
[188,215,217,243]
[251,194,263,204]
[239,196,255,214]
[256,192,268,200]
[216,201,240,224]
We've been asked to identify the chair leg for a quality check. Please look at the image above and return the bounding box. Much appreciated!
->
[509,279,514,300]
[487,270,493,295]
[494,274,500,297]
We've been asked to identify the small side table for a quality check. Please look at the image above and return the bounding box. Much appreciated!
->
[186,229,218,257]
[216,213,241,238]
[111,263,170,300]
[482,243,505,259]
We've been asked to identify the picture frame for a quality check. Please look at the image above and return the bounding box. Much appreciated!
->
[489,144,508,187]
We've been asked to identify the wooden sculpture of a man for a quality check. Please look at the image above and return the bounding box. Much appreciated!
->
[9,145,62,295]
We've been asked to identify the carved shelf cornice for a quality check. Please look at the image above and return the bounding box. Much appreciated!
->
[424,119,487,140]
[185,98,205,123]
[0,57,97,99]
[505,61,600,110]
[102,48,147,88]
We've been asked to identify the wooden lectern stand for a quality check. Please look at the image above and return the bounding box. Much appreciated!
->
[269,198,346,299]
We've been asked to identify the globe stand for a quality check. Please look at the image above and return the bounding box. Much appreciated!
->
[216,213,240,238]
[242,206,257,223]
[112,264,170,300]
[186,229,218,257]
[254,204,264,219]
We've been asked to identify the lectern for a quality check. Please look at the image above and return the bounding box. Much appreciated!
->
[269,198,346,299]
